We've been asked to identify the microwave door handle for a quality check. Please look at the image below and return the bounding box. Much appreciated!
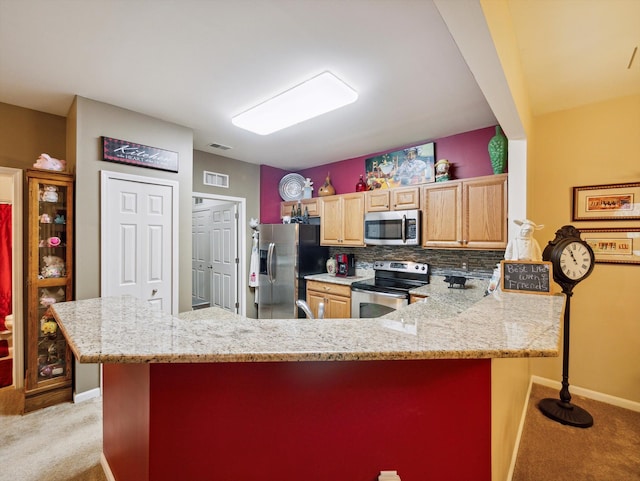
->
[267,242,275,283]
[402,215,406,243]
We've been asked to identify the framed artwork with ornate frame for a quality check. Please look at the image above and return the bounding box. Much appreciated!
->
[572,182,640,221]
[578,228,640,265]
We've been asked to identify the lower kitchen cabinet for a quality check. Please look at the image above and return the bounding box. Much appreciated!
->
[410,294,427,304]
[306,280,351,319]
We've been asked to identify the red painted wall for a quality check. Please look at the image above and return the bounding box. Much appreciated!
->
[260,126,501,221]
[103,359,492,481]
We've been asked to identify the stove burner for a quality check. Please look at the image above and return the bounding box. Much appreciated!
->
[351,260,430,295]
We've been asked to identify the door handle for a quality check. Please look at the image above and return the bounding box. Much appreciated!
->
[267,242,275,283]
[402,215,406,243]
[152,289,158,296]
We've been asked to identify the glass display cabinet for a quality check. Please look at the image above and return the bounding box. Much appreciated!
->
[24,169,74,412]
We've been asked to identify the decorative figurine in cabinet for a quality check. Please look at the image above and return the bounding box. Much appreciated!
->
[25,169,74,412]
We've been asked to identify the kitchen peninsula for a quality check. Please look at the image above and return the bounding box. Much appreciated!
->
[51,291,564,481]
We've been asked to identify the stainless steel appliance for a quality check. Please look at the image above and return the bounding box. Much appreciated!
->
[351,260,430,318]
[258,224,329,319]
[335,253,355,277]
[363,209,421,246]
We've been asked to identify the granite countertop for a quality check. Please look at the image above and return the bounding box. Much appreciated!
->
[51,283,565,364]
[304,273,372,285]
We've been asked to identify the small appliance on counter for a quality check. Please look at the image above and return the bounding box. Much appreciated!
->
[335,253,356,277]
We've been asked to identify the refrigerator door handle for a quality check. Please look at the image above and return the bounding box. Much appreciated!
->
[267,242,275,283]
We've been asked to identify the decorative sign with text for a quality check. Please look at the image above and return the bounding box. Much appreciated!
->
[500,260,553,295]
[102,137,179,172]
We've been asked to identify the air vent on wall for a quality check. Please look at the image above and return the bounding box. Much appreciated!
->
[208,142,232,150]
[203,171,229,188]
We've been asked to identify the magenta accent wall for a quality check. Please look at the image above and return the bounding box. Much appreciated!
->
[260,164,291,224]
[260,126,502,221]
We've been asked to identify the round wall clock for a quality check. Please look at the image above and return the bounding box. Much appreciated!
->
[540,224,596,428]
[543,225,595,292]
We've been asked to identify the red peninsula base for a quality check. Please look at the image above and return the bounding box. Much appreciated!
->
[103,358,491,481]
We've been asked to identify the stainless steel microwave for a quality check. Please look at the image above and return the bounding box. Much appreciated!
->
[364,209,421,245]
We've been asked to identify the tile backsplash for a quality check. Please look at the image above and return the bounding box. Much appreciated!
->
[328,246,503,279]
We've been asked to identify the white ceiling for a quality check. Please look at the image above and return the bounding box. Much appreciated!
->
[1,0,638,171]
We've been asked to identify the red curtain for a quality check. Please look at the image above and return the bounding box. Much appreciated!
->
[0,204,12,332]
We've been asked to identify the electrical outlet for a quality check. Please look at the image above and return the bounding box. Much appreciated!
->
[462,262,468,270]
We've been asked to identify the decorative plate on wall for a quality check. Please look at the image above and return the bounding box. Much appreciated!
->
[278,173,306,201]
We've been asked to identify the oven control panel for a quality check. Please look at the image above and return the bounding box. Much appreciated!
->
[373,260,429,274]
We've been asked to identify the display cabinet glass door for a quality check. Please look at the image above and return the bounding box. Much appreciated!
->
[25,170,74,412]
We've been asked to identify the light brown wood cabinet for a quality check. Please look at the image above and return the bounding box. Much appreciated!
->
[410,294,427,304]
[280,198,320,219]
[319,192,365,246]
[422,174,508,249]
[365,186,420,212]
[25,169,74,412]
[306,280,351,319]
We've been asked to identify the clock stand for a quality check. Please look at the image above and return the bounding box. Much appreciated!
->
[539,225,595,428]
[537,285,594,427]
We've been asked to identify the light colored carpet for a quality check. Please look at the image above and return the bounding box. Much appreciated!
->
[0,388,106,481]
[513,383,640,481]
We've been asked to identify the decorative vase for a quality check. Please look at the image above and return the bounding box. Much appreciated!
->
[326,257,337,276]
[488,125,507,174]
[318,173,335,197]
[355,175,368,192]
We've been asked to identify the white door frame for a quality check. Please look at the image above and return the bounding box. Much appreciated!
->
[0,167,24,389]
[100,170,179,315]
[193,192,247,316]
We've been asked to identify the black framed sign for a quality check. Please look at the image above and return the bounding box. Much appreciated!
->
[500,260,553,295]
[102,137,179,172]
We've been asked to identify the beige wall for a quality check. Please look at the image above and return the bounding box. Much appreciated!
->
[478,3,536,480]
[69,96,194,393]
[192,150,261,318]
[529,94,640,402]
[0,102,66,169]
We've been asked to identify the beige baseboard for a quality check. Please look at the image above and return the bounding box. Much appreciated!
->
[531,375,640,413]
[101,452,116,481]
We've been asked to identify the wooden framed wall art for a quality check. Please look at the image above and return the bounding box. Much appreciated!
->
[572,182,640,221]
[578,228,640,265]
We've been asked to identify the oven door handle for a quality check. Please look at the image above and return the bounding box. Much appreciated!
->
[351,288,407,299]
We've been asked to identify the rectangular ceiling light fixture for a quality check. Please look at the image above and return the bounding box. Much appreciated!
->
[232,71,358,135]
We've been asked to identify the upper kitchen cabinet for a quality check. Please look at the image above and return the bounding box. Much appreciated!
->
[320,192,365,246]
[365,186,420,212]
[280,198,320,219]
[422,174,508,249]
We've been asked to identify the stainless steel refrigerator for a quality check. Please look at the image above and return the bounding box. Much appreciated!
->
[258,224,329,319]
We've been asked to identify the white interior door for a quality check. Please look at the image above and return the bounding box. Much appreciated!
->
[211,202,238,312]
[192,207,212,308]
[101,172,177,314]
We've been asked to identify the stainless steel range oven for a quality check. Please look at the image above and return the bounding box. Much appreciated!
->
[350,260,430,318]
